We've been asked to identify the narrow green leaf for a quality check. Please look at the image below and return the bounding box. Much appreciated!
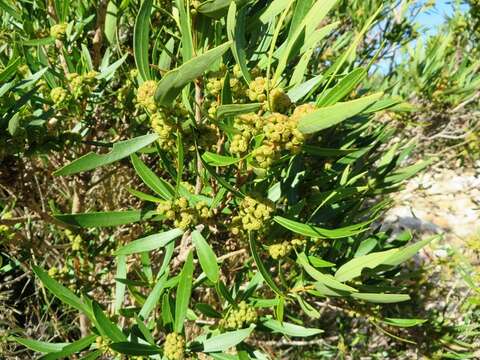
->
[0,57,21,83]
[40,334,96,360]
[248,233,284,296]
[131,153,175,200]
[274,216,370,239]
[9,337,68,353]
[115,229,184,255]
[382,235,439,266]
[262,318,323,337]
[139,272,168,319]
[382,318,427,328]
[227,2,251,83]
[55,211,144,228]
[192,230,219,283]
[351,292,410,303]
[54,134,159,176]
[202,326,255,353]
[216,103,262,120]
[174,251,194,333]
[92,302,126,343]
[109,342,162,355]
[297,253,357,293]
[317,68,367,107]
[32,266,92,318]
[115,255,127,313]
[335,249,399,282]
[202,152,242,167]
[299,93,383,134]
[104,0,118,45]
[134,0,153,81]
[154,42,232,106]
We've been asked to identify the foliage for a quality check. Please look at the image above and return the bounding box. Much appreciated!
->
[0,0,478,359]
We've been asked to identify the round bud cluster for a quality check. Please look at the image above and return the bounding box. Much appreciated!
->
[268,241,292,260]
[65,229,83,251]
[247,77,268,102]
[50,87,69,107]
[232,196,274,232]
[67,71,98,99]
[269,88,292,114]
[230,113,264,155]
[50,23,67,40]
[136,80,158,113]
[48,266,58,278]
[157,197,211,230]
[220,301,258,330]
[290,237,307,247]
[252,144,276,168]
[164,333,185,360]
[151,111,177,150]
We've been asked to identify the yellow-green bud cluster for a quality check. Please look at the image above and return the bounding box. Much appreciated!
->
[247,77,268,102]
[48,266,59,277]
[232,196,274,233]
[268,241,292,260]
[263,112,305,153]
[136,80,158,112]
[164,333,185,360]
[269,88,291,114]
[157,197,211,230]
[230,113,264,155]
[290,237,307,247]
[65,229,83,251]
[220,301,258,330]
[67,71,98,99]
[50,87,69,107]
[50,23,67,40]
[151,111,177,150]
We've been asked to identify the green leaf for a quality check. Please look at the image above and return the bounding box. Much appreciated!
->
[384,159,434,184]
[298,93,383,134]
[139,272,168,319]
[40,335,96,360]
[134,0,152,81]
[0,57,21,83]
[351,292,410,303]
[382,235,439,266]
[317,68,367,107]
[92,302,126,342]
[198,0,231,18]
[262,318,323,337]
[127,187,163,203]
[192,230,219,283]
[202,152,242,167]
[32,266,92,318]
[274,216,370,239]
[334,249,399,282]
[154,42,232,106]
[381,318,427,328]
[9,337,68,353]
[297,253,357,293]
[55,211,144,228]
[202,326,255,353]
[227,2,251,83]
[174,0,194,61]
[54,134,159,176]
[115,229,184,255]
[249,233,284,296]
[115,255,127,313]
[216,103,262,120]
[109,342,162,355]
[174,251,194,333]
[104,0,118,45]
[131,153,175,200]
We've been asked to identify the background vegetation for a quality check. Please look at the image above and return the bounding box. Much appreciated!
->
[0,0,478,359]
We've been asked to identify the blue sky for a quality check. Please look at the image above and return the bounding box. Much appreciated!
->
[417,0,469,33]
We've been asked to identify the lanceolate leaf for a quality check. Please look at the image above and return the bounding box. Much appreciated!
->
[202,326,255,353]
[202,152,242,167]
[351,292,410,303]
[192,230,219,283]
[55,211,145,228]
[54,134,159,176]
[155,42,232,106]
[40,335,96,360]
[335,249,399,282]
[130,153,175,200]
[32,266,92,318]
[381,318,427,327]
[9,337,68,353]
[382,235,439,266]
[139,272,168,319]
[109,342,162,355]
[274,216,370,239]
[216,103,262,119]
[115,229,184,255]
[134,0,153,81]
[298,93,383,134]
[262,318,323,337]
[92,302,127,343]
[317,68,367,107]
[174,251,194,333]
[227,2,251,82]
